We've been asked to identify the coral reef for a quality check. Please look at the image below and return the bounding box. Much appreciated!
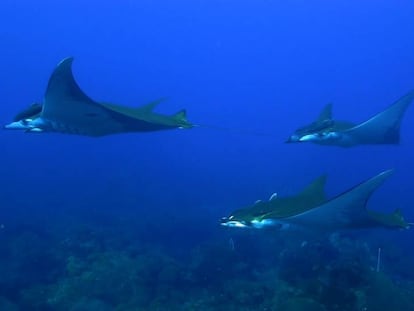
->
[1,220,413,310]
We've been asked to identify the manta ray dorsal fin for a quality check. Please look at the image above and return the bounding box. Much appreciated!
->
[344,90,414,144]
[290,170,394,229]
[317,103,333,122]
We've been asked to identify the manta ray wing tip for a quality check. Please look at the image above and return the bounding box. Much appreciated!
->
[381,169,395,177]
[57,57,75,67]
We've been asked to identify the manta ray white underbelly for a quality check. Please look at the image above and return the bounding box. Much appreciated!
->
[4,117,101,135]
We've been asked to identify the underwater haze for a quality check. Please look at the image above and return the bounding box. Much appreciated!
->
[1,0,414,310]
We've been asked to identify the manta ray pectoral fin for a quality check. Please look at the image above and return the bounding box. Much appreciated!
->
[39,57,127,136]
[43,57,97,109]
[344,90,414,144]
[42,57,110,121]
[137,97,168,112]
[101,98,168,118]
[287,170,394,229]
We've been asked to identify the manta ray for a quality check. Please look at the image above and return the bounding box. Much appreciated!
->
[4,57,193,136]
[286,91,414,147]
[220,170,412,231]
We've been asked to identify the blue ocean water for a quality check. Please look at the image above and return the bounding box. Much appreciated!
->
[1,1,414,310]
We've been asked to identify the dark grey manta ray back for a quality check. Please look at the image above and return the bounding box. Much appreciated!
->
[287,90,414,147]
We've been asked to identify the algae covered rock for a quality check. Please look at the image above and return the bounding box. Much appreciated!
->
[280,297,327,311]
[69,298,112,311]
[363,272,414,310]
[44,249,186,310]
[0,296,18,311]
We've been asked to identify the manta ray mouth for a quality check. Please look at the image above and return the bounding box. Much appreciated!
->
[220,216,289,229]
[220,217,249,228]
[298,134,318,142]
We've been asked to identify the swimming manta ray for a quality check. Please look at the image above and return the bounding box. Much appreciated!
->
[286,91,414,147]
[4,57,193,136]
[220,170,412,231]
